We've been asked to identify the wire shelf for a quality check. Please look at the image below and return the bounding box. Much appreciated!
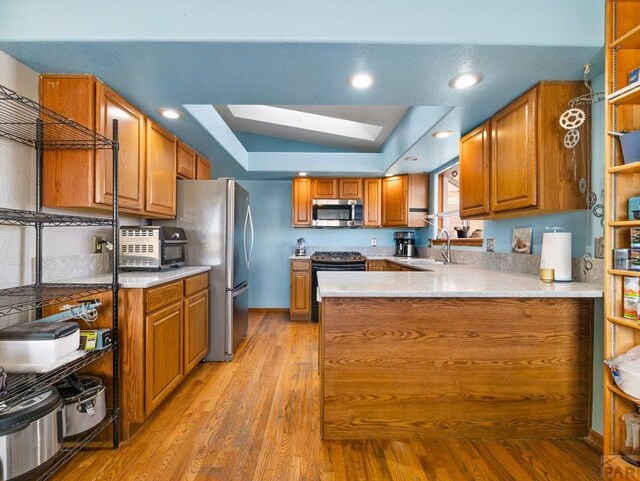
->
[0,346,114,411]
[0,283,113,317]
[0,84,116,150]
[37,409,119,481]
[0,208,115,227]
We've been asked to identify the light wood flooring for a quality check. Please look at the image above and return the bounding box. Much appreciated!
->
[53,311,603,481]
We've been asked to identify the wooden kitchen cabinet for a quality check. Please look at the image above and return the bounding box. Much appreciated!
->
[120,272,210,440]
[290,259,311,321]
[292,177,313,226]
[146,121,177,217]
[460,81,589,220]
[196,154,211,180]
[183,283,209,375]
[177,141,197,179]
[366,260,387,271]
[338,178,363,199]
[363,178,382,227]
[459,122,491,218]
[491,88,538,213]
[145,300,183,416]
[313,178,338,198]
[40,75,147,213]
[382,173,429,227]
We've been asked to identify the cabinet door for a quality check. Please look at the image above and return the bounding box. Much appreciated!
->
[491,88,538,213]
[290,260,311,321]
[313,179,337,199]
[95,83,146,211]
[459,122,491,218]
[146,121,177,217]
[177,142,197,180]
[382,175,408,226]
[339,178,363,199]
[184,290,209,375]
[145,302,183,415]
[292,178,312,226]
[363,178,382,227]
[366,260,387,271]
[196,155,211,180]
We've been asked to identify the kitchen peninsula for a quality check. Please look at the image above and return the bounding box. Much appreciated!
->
[317,264,602,440]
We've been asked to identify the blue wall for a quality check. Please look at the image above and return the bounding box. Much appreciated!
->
[240,179,427,308]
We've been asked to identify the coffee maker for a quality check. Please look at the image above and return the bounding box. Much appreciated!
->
[394,231,417,257]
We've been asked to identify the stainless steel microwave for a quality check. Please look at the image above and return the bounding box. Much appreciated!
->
[119,226,187,271]
[312,199,363,227]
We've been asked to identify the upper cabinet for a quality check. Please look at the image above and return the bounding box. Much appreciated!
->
[40,74,209,218]
[146,121,177,217]
[491,88,538,213]
[338,178,363,199]
[363,178,382,227]
[382,174,429,227]
[459,122,490,218]
[313,178,338,199]
[292,177,313,226]
[460,81,589,220]
[177,141,197,180]
[196,155,211,180]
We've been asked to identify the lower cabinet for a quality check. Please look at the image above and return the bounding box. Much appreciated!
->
[120,272,209,440]
[290,259,311,321]
[366,259,420,272]
[145,301,183,415]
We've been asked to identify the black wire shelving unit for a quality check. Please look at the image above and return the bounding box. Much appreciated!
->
[0,84,121,477]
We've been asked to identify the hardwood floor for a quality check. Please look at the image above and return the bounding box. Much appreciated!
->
[52,311,603,481]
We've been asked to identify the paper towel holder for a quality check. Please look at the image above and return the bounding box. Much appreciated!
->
[540,227,573,282]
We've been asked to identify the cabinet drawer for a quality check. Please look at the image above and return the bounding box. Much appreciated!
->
[291,259,310,271]
[146,280,183,313]
[184,272,209,297]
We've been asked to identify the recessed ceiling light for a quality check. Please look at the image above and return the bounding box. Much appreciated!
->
[159,108,182,119]
[404,156,418,162]
[298,172,308,176]
[432,130,454,139]
[448,73,483,90]
[349,73,374,89]
[384,173,393,177]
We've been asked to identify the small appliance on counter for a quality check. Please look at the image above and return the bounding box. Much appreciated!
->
[540,227,572,281]
[0,387,64,481]
[295,238,307,256]
[119,226,187,271]
[394,231,418,257]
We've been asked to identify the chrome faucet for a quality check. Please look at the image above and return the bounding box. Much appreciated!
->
[440,229,451,264]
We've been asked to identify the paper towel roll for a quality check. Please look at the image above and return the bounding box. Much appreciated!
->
[540,232,572,281]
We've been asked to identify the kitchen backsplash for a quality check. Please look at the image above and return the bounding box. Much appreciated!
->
[41,252,112,282]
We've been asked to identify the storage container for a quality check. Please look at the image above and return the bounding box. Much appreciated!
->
[622,411,640,466]
[0,322,79,365]
[606,346,640,399]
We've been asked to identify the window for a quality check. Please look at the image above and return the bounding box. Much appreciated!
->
[436,163,483,240]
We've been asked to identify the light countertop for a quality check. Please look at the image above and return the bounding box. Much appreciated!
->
[56,265,211,289]
[316,260,603,299]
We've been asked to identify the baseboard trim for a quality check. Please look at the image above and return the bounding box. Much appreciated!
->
[588,429,604,449]
[249,308,289,313]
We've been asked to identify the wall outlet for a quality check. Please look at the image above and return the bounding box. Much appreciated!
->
[371,237,377,247]
[486,238,495,252]
[93,236,103,254]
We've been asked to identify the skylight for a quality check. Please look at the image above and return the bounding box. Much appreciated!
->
[227,105,384,142]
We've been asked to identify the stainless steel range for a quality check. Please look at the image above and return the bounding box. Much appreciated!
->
[310,251,367,322]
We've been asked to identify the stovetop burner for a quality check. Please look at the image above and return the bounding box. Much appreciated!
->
[310,251,366,262]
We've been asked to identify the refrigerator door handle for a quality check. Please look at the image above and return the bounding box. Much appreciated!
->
[247,205,254,269]
[243,206,250,269]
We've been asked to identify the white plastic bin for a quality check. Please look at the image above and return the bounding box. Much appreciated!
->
[606,346,640,399]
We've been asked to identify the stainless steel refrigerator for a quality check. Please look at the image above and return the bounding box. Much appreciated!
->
[156,179,253,361]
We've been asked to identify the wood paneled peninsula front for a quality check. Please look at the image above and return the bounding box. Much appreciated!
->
[316,265,602,440]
